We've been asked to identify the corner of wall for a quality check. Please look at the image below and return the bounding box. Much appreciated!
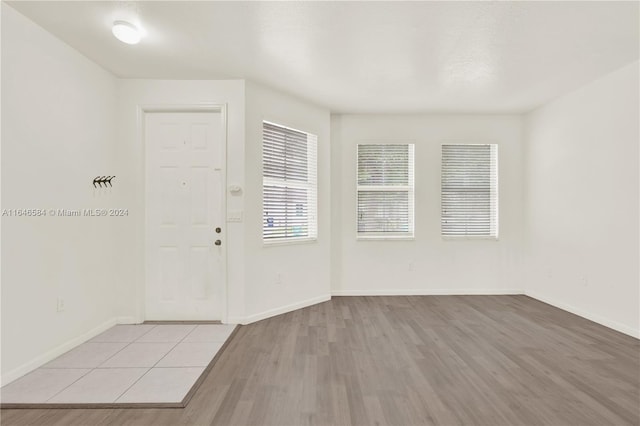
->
[242,80,332,322]
[329,114,343,293]
[521,61,639,339]
[2,3,123,379]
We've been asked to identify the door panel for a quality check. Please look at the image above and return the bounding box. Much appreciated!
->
[145,111,224,320]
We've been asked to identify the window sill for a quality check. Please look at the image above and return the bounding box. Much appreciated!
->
[442,236,499,241]
[263,237,318,247]
[357,235,415,241]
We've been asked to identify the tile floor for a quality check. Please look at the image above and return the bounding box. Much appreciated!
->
[0,323,236,405]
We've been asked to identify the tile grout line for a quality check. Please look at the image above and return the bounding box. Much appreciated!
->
[113,324,199,403]
[43,324,159,403]
[90,324,159,369]
[177,325,239,407]
[148,323,198,367]
[134,324,160,341]
[38,369,92,404]
[5,324,232,405]
[105,366,151,404]
[91,323,160,370]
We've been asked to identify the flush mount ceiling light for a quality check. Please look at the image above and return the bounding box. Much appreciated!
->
[112,20,141,45]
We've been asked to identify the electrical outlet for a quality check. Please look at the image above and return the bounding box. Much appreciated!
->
[581,277,588,287]
[57,297,65,312]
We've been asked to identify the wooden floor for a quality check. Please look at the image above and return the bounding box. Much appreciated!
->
[2,296,639,426]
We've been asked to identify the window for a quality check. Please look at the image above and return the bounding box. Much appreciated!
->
[441,144,498,238]
[357,144,415,238]
[262,121,317,243]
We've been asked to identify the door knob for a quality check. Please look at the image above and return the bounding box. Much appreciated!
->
[214,240,222,246]
[215,227,222,233]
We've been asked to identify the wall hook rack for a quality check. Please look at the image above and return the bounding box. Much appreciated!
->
[93,176,115,188]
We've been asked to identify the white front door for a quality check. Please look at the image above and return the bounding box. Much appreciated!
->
[145,111,225,320]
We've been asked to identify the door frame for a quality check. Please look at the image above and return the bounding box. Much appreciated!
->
[138,104,228,323]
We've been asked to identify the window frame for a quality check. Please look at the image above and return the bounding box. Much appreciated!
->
[440,143,499,240]
[356,143,415,240]
[262,120,318,246]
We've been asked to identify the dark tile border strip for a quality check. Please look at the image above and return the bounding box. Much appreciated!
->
[179,325,240,407]
[143,320,223,325]
[0,324,241,410]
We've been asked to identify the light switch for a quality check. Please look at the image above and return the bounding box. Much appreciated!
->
[227,210,243,222]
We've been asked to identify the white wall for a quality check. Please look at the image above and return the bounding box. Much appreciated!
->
[331,115,524,295]
[524,61,639,337]
[1,0,636,388]
[115,80,331,326]
[115,79,246,324]
[242,82,331,323]
[1,4,120,383]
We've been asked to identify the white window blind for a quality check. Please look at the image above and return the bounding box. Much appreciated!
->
[263,121,317,243]
[441,144,498,238]
[357,144,415,238]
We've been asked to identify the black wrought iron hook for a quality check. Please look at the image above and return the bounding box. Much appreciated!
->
[93,176,116,188]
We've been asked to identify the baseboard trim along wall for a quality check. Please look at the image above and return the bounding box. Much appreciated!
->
[1,317,143,386]
[4,290,635,386]
[2,318,116,386]
[228,294,332,325]
[331,289,525,296]
[525,291,639,339]
[115,316,140,325]
[331,290,639,339]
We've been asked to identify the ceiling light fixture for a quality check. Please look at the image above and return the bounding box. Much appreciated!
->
[112,20,141,45]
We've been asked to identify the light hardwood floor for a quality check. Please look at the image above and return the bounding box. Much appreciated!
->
[2,295,639,425]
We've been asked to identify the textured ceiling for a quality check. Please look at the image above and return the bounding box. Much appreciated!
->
[6,1,639,113]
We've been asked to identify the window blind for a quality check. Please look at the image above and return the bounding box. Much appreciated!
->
[357,144,414,238]
[263,121,317,242]
[441,144,498,238]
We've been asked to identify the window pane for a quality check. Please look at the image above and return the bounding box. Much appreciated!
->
[356,143,414,238]
[358,144,409,186]
[263,122,308,182]
[441,144,498,237]
[263,185,309,240]
[357,191,410,233]
[262,122,317,242]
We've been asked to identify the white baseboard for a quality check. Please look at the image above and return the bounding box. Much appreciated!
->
[331,289,524,296]
[1,317,120,386]
[225,315,246,325]
[525,291,639,339]
[332,290,639,338]
[233,294,332,325]
[5,290,618,382]
[116,316,141,325]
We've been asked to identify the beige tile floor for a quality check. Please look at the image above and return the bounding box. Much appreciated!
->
[0,324,235,405]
